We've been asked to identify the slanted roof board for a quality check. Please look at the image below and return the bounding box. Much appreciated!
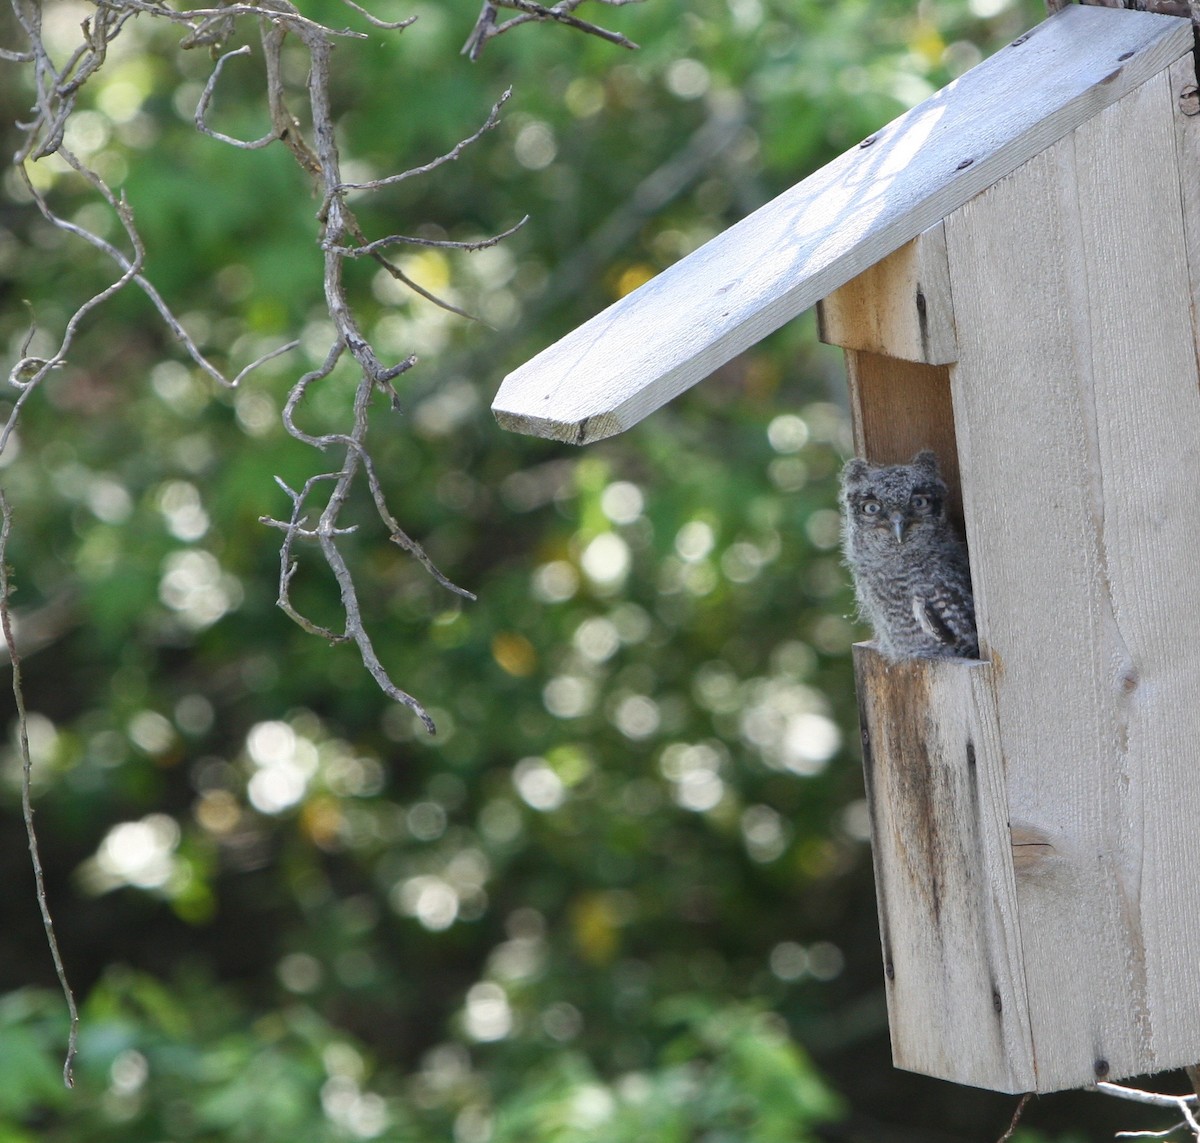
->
[491,5,1192,444]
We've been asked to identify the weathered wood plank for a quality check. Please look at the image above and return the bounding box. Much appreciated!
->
[817,223,958,364]
[1171,56,1200,368]
[854,646,1034,1092]
[943,67,1200,1092]
[492,6,1192,444]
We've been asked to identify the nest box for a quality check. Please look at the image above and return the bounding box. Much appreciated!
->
[492,5,1200,1094]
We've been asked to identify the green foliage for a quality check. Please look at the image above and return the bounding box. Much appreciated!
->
[490,1001,841,1143]
[0,978,838,1142]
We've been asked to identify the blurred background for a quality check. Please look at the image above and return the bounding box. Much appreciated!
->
[0,0,1177,1138]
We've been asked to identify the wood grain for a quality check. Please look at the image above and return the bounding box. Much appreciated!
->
[492,6,1192,444]
[854,646,1034,1092]
[1171,55,1200,365]
[817,223,958,364]
[943,66,1200,1092]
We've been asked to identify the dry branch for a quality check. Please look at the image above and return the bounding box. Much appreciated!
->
[462,0,643,58]
[0,494,79,1087]
[1096,1081,1200,1141]
[4,0,640,1080]
[7,0,508,730]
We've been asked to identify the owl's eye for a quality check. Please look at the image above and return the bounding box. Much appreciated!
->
[910,494,932,512]
[860,500,882,516]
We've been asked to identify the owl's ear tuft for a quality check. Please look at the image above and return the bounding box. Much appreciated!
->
[842,458,870,485]
[911,449,940,474]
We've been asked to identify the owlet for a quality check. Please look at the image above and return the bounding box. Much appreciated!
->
[839,450,979,661]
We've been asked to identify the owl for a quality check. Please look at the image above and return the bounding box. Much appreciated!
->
[839,450,979,661]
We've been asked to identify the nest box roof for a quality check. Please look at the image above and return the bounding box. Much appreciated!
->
[491,5,1192,445]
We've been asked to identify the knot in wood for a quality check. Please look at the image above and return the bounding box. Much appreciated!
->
[1180,84,1200,117]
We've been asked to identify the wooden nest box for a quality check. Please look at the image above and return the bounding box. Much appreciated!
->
[492,6,1200,1095]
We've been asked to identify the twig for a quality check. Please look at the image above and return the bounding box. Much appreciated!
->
[996,1092,1032,1143]
[1185,1066,1200,1106]
[1096,1083,1199,1109]
[333,87,512,196]
[329,215,529,259]
[462,0,643,58]
[96,0,370,42]
[1096,1081,1200,1142]
[334,0,418,30]
[7,0,579,739]
[0,493,79,1087]
[194,45,277,149]
[372,256,483,323]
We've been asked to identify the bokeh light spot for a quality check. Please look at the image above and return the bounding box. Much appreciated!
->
[580,533,630,589]
[492,631,537,676]
[599,480,644,525]
[463,982,512,1042]
[512,757,565,811]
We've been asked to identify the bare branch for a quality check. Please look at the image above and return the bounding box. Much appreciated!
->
[356,449,477,601]
[462,0,643,58]
[334,0,418,29]
[332,216,529,259]
[1117,1127,1189,1140]
[372,256,483,323]
[1185,1066,1200,1107]
[7,0,556,736]
[1096,1084,1199,1109]
[995,1093,1032,1143]
[10,155,293,401]
[263,475,355,643]
[0,493,79,1088]
[333,87,512,196]
[97,1,370,42]
[231,340,302,386]
[195,45,277,149]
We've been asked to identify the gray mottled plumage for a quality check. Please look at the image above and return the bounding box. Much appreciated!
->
[839,450,979,661]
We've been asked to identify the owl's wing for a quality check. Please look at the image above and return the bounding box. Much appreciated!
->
[912,582,978,658]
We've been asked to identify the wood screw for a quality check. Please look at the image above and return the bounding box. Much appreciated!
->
[1181,85,1200,117]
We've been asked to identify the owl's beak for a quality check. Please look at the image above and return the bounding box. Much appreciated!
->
[889,512,906,543]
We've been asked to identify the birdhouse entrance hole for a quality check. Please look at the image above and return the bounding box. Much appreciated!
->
[817,228,966,533]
